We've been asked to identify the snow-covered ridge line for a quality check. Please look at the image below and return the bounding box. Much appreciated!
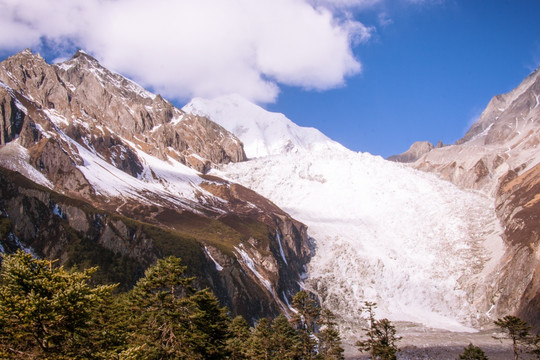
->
[183,94,346,158]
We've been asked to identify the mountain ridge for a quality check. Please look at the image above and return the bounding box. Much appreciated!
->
[0,49,311,322]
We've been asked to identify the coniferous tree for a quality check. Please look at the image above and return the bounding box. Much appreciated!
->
[0,250,116,359]
[188,288,231,359]
[227,316,251,360]
[317,308,344,360]
[494,315,531,360]
[125,256,229,359]
[292,290,320,360]
[356,301,378,359]
[356,302,400,360]
[271,314,301,360]
[458,343,489,360]
[247,318,274,360]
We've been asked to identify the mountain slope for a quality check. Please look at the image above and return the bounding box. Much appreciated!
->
[389,67,540,329]
[397,67,540,195]
[180,96,509,333]
[0,49,311,322]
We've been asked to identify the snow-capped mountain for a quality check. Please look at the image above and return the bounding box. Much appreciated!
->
[185,81,539,333]
[183,94,345,158]
[1,47,539,340]
[188,97,506,333]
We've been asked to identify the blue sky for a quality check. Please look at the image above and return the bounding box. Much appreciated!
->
[1,0,539,157]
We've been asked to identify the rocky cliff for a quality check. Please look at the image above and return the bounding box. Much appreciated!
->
[0,49,311,322]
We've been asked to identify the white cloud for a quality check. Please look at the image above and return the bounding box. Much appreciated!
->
[0,0,371,103]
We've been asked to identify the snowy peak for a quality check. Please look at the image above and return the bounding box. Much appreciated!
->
[183,94,345,158]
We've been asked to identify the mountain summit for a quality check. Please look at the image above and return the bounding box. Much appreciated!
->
[183,94,345,158]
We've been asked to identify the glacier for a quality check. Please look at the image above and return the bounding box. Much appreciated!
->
[188,94,505,333]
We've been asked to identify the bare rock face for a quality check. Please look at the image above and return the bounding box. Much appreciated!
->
[0,49,246,175]
[492,163,540,329]
[411,67,540,195]
[0,87,25,145]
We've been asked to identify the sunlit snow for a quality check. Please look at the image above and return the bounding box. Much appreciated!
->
[183,94,345,158]
[196,95,505,333]
[213,149,503,332]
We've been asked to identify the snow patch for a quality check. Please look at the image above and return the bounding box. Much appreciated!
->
[276,231,288,265]
[234,245,273,292]
[204,246,224,271]
[0,143,53,189]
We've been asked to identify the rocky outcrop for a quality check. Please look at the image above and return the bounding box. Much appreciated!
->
[409,67,540,195]
[387,140,435,163]
[493,164,540,329]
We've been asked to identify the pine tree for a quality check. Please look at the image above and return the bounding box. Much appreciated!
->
[292,290,320,360]
[356,301,378,359]
[247,318,274,360]
[494,315,531,360]
[227,316,251,360]
[317,308,344,360]
[125,256,230,359]
[0,250,116,359]
[188,288,231,359]
[271,314,301,359]
[458,343,489,360]
[356,302,400,360]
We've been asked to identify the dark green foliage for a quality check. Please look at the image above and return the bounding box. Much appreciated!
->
[271,314,301,359]
[227,316,251,360]
[494,315,531,360]
[292,290,320,359]
[356,302,401,360]
[124,256,230,359]
[247,318,274,359]
[458,343,489,360]
[317,308,344,360]
[0,252,345,360]
[0,250,116,359]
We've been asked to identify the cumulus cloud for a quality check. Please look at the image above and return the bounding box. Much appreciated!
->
[0,0,372,103]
